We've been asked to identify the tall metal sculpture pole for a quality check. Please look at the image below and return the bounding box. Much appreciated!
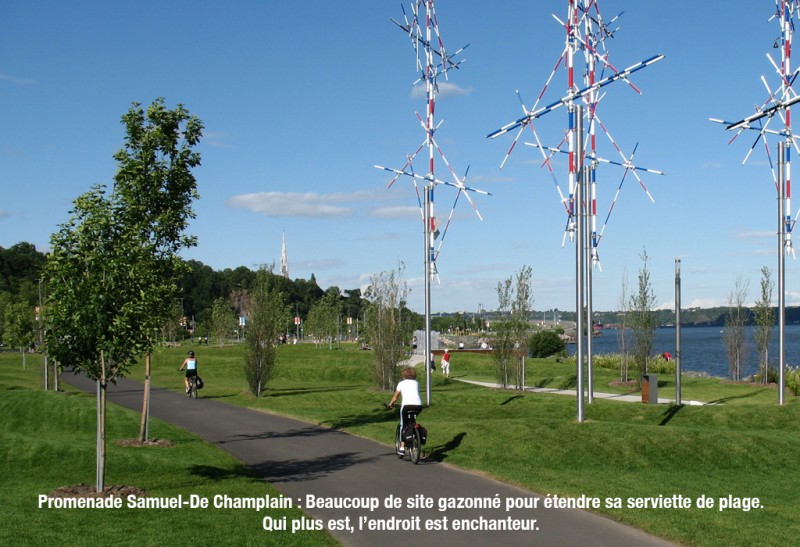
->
[422,1,435,406]
[574,105,586,422]
[779,142,787,405]
[488,1,663,421]
[675,258,682,406]
[376,1,488,406]
[585,163,594,405]
[712,1,800,404]
[424,187,433,404]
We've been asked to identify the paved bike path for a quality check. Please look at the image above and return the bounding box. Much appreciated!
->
[64,373,675,547]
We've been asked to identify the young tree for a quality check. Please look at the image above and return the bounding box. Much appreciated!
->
[364,263,411,391]
[4,301,35,368]
[211,297,237,346]
[723,277,749,382]
[45,98,202,490]
[46,187,155,491]
[629,250,657,381]
[243,268,290,397]
[306,288,343,348]
[116,99,202,443]
[491,266,533,390]
[753,266,775,384]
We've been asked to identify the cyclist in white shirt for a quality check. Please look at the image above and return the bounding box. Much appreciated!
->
[388,367,422,453]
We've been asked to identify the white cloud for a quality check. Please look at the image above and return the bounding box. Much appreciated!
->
[370,205,421,220]
[202,131,232,149]
[410,81,472,100]
[0,72,35,85]
[735,229,773,240]
[226,188,420,221]
[226,191,354,218]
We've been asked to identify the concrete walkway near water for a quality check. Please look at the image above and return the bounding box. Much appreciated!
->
[63,372,676,547]
[456,379,706,406]
[401,354,706,406]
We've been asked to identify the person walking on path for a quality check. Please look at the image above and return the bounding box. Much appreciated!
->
[441,349,451,378]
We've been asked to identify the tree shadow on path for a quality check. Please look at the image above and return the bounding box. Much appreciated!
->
[249,452,379,483]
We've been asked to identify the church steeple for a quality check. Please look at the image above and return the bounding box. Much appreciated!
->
[280,230,289,279]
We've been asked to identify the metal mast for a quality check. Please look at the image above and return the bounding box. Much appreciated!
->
[488,0,664,420]
[376,1,489,405]
[712,0,800,405]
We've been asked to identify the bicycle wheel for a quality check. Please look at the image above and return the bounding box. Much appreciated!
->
[409,427,421,464]
[395,424,403,458]
[190,379,198,399]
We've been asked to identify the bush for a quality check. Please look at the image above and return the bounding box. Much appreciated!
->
[593,353,622,370]
[528,330,566,358]
[648,354,676,375]
[787,365,800,396]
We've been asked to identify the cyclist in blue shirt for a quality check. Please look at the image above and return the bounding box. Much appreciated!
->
[179,350,198,394]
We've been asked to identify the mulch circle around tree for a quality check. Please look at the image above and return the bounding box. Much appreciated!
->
[49,484,147,498]
[116,438,175,448]
[46,440,174,499]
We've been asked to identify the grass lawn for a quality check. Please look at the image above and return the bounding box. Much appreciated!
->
[5,342,800,546]
[0,352,337,547]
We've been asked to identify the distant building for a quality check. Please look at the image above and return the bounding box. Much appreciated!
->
[280,230,289,279]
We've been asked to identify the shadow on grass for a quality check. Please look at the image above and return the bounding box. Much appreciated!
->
[427,432,467,463]
[266,385,364,398]
[658,404,684,426]
[558,375,577,389]
[326,408,397,430]
[707,388,771,405]
[188,463,252,482]
[500,395,523,405]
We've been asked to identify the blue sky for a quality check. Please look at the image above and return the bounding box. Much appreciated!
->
[2,1,798,314]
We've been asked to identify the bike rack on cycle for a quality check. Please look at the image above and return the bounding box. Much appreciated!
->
[182,373,200,399]
[383,402,424,464]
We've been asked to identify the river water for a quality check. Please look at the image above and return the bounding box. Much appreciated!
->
[570,324,800,378]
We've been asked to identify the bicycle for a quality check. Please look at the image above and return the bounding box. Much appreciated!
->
[180,368,200,399]
[383,402,424,464]
[187,375,199,399]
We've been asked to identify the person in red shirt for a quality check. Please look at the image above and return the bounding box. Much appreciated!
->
[441,349,451,378]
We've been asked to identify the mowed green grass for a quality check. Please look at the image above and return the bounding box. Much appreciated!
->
[6,343,800,546]
[0,352,337,547]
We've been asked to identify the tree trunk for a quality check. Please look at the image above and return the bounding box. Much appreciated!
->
[138,352,151,442]
[96,351,107,493]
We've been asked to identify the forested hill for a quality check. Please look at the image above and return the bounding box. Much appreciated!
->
[0,242,45,304]
[0,242,366,336]
[3,241,799,332]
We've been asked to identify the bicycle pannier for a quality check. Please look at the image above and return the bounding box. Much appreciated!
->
[416,424,427,445]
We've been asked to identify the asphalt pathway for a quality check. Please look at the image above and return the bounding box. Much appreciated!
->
[64,373,675,547]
